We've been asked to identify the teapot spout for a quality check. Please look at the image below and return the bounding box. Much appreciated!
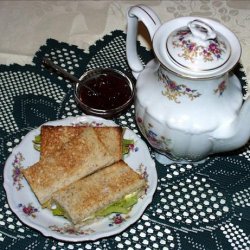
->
[212,96,250,153]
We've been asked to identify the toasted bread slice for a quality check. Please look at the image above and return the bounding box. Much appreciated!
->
[94,127,123,162]
[40,126,123,162]
[52,160,146,225]
[40,126,83,158]
[23,127,114,204]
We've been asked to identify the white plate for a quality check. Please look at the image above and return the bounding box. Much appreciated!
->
[3,115,157,242]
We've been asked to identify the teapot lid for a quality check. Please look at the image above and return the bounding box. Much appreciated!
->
[153,17,241,78]
[166,19,231,71]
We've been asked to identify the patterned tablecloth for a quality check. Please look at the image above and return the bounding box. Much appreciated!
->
[0,31,249,250]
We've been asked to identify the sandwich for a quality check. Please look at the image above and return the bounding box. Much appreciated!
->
[22,127,116,205]
[23,125,145,225]
[40,125,123,162]
[51,160,147,225]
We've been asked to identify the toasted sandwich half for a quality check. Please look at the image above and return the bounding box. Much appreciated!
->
[40,125,123,162]
[23,127,114,205]
[51,160,147,225]
[40,125,83,158]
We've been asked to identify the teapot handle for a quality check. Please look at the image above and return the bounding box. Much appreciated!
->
[126,5,161,79]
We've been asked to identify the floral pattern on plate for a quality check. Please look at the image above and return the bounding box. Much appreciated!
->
[12,152,25,191]
[108,214,130,226]
[18,203,39,218]
[49,224,95,235]
[72,121,104,127]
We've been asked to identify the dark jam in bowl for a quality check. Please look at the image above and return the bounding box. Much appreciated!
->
[77,71,133,110]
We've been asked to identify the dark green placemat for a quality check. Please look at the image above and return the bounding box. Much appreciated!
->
[0,30,249,249]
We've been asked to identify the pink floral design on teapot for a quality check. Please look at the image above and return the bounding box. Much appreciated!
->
[158,68,201,103]
[137,117,171,152]
[214,80,226,96]
[171,28,227,63]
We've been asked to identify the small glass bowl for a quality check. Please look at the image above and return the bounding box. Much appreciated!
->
[74,68,135,118]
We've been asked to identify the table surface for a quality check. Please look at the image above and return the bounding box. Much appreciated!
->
[0,1,250,249]
[0,0,250,85]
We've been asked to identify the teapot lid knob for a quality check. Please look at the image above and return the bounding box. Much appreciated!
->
[166,19,231,72]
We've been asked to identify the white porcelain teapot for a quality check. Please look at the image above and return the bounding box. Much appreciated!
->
[126,5,250,164]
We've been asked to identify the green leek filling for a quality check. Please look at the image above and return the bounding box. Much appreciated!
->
[122,139,134,155]
[95,192,138,217]
[33,135,41,151]
[52,203,65,216]
[50,192,138,218]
